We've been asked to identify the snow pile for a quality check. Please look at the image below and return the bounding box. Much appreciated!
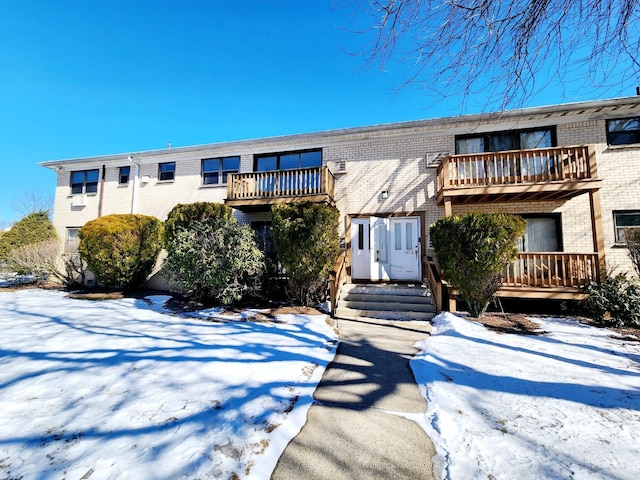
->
[0,290,337,480]
[412,312,640,480]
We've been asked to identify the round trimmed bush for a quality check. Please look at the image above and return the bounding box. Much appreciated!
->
[78,214,163,290]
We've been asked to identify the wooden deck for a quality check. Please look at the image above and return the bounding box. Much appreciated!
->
[424,252,597,312]
[436,145,602,206]
[225,166,335,211]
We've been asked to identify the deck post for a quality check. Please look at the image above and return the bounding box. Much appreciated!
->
[444,197,453,217]
[589,189,606,281]
[586,146,605,281]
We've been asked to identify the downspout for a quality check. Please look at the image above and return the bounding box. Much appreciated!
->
[98,164,106,217]
[130,156,140,214]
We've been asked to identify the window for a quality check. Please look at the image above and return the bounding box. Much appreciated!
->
[607,117,640,146]
[65,227,80,253]
[158,162,175,181]
[202,156,240,185]
[119,166,130,185]
[614,211,640,243]
[70,169,99,194]
[517,215,562,252]
[251,222,276,262]
[254,149,322,171]
[455,127,555,154]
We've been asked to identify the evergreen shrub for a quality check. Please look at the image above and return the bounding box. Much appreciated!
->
[0,212,57,263]
[162,219,265,304]
[164,202,234,245]
[272,202,340,306]
[430,212,526,318]
[582,272,640,328]
[78,214,163,290]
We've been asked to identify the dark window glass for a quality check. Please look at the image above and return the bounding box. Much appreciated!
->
[254,149,322,171]
[488,133,518,152]
[614,211,640,243]
[256,156,277,171]
[455,128,555,154]
[159,162,175,181]
[300,150,322,168]
[251,222,276,261]
[202,159,220,185]
[456,138,484,154]
[221,157,239,183]
[280,153,299,170]
[119,166,130,185]
[202,156,239,184]
[70,169,99,194]
[607,118,640,145]
[520,130,552,149]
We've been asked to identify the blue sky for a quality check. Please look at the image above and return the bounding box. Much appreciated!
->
[0,0,636,226]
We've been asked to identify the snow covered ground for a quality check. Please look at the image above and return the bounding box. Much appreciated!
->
[0,289,337,480]
[412,312,640,480]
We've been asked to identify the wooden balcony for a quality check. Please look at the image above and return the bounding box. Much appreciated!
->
[436,145,602,206]
[425,252,599,311]
[498,252,598,300]
[225,166,335,211]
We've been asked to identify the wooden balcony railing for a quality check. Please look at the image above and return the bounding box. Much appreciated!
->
[226,166,335,204]
[501,252,598,289]
[437,145,595,193]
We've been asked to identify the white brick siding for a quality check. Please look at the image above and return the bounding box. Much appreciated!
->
[44,97,640,280]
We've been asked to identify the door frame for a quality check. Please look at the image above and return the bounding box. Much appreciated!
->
[346,211,426,282]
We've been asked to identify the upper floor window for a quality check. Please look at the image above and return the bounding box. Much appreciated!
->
[202,156,240,185]
[607,117,640,146]
[119,166,130,185]
[614,211,640,244]
[455,128,555,154]
[70,169,99,194]
[254,149,322,171]
[158,162,175,181]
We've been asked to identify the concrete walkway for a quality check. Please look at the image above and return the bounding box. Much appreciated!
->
[271,316,436,480]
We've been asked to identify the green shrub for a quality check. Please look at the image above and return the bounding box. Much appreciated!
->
[0,212,57,262]
[582,272,640,328]
[162,220,265,304]
[272,202,340,306]
[430,212,526,318]
[164,202,234,245]
[625,228,640,279]
[78,214,163,290]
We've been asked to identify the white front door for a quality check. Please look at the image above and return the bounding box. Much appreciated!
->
[370,217,389,281]
[350,216,420,282]
[351,219,370,280]
[389,218,421,281]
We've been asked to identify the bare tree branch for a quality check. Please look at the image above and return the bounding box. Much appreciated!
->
[11,191,54,218]
[339,0,640,109]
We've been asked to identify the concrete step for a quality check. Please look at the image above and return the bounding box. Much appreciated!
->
[341,293,433,305]
[335,283,435,321]
[341,284,430,296]
[334,308,435,321]
[339,300,435,313]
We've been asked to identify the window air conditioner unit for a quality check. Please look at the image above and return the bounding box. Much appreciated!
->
[328,159,347,174]
[71,195,87,207]
[425,152,449,168]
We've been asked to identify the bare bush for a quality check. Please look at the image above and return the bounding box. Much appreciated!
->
[8,239,88,288]
[625,228,640,278]
[8,238,60,284]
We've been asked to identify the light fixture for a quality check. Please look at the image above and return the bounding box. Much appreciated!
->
[381,190,389,199]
